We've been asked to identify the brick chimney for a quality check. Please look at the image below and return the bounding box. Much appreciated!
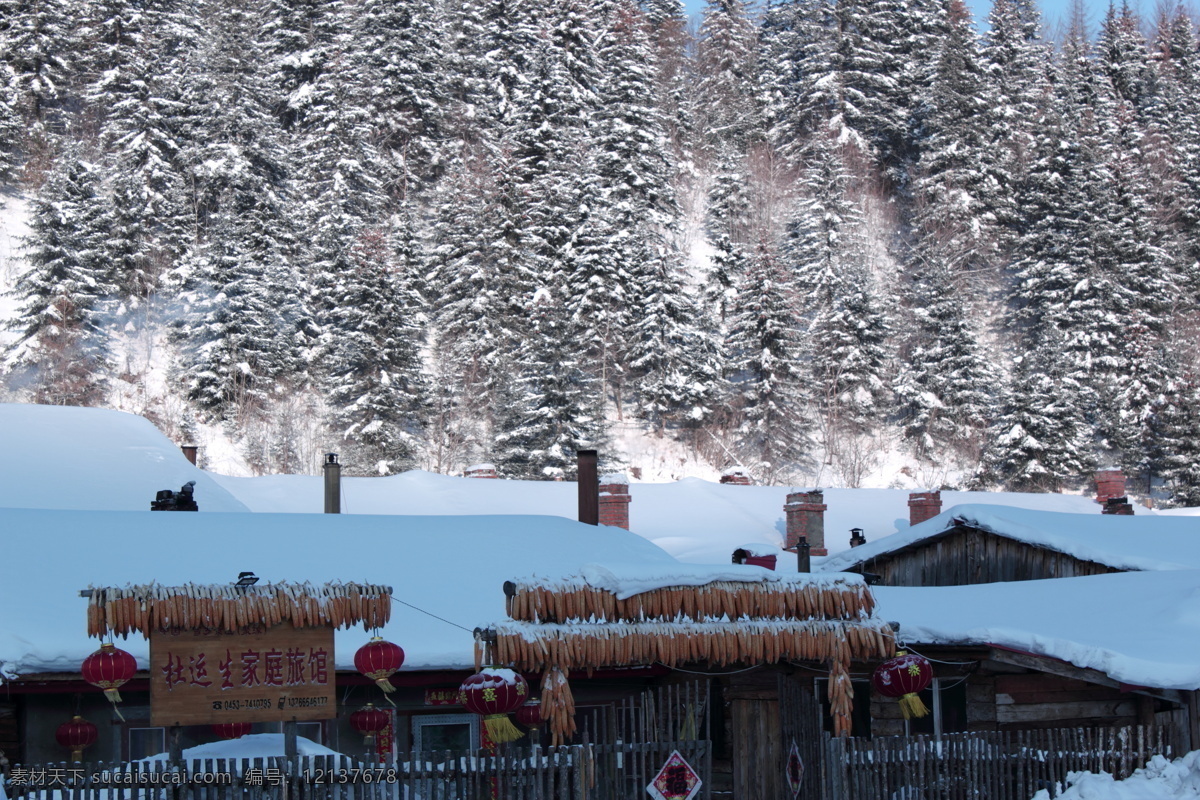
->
[908,491,942,526]
[720,466,754,485]
[598,473,631,529]
[464,463,498,479]
[1102,496,1135,515]
[785,490,827,556]
[1095,469,1126,505]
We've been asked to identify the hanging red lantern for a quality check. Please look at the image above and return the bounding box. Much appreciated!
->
[354,638,404,694]
[872,651,934,719]
[459,668,529,744]
[515,702,541,728]
[350,704,390,745]
[56,716,98,762]
[82,642,137,718]
[211,722,253,740]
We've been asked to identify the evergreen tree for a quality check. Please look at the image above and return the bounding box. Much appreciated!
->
[495,292,607,480]
[323,226,427,475]
[909,0,997,277]
[0,61,20,183]
[895,260,996,462]
[724,239,813,481]
[7,153,117,405]
[979,338,1091,491]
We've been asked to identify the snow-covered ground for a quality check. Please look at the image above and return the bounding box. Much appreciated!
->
[1031,750,1200,800]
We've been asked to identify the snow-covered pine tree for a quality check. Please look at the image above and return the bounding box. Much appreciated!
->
[171,0,310,420]
[724,238,814,482]
[352,0,447,188]
[495,289,607,481]
[323,226,427,475]
[978,338,1091,492]
[894,259,996,463]
[0,60,21,184]
[7,152,117,405]
[980,0,1047,234]
[909,0,998,279]
[789,132,891,481]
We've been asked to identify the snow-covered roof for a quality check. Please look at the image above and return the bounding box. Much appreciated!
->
[0,404,1120,566]
[876,569,1200,690]
[0,506,686,678]
[822,504,1200,573]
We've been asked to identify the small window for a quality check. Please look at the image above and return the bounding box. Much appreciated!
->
[129,727,166,760]
[906,678,968,737]
[816,679,873,738]
[411,713,478,752]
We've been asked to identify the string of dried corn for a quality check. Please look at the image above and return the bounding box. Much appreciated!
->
[492,619,894,672]
[540,666,576,747]
[505,580,877,624]
[86,582,393,637]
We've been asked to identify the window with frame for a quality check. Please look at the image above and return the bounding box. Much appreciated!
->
[411,713,478,752]
[905,677,968,737]
[816,678,873,738]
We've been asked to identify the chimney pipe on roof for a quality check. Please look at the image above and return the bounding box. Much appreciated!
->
[577,450,598,525]
[849,528,867,548]
[908,491,942,526]
[181,445,198,466]
[323,453,341,514]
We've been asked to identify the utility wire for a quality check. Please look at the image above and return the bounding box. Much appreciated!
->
[390,596,474,633]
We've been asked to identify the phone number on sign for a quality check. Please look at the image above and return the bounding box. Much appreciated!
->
[302,768,399,784]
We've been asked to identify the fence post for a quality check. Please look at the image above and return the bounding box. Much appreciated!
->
[823,734,847,800]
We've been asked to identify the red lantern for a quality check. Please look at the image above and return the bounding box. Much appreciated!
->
[872,651,933,719]
[515,702,541,727]
[350,703,390,745]
[354,638,404,694]
[82,642,137,718]
[211,722,252,740]
[459,668,529,744]
[56,716,98,761]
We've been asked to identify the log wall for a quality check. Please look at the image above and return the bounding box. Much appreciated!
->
[856,527,1123,587]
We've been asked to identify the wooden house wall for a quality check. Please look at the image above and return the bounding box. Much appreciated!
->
[869,659,1155,737]
[856,528,1123,587]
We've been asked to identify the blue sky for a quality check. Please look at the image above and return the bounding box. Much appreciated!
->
[681,0,1106,35]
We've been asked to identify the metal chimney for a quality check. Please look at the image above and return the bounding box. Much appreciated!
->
[323,453,341,514]
[577,450,598,525]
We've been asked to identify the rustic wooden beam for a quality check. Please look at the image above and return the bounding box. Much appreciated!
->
[987,647,1185,705]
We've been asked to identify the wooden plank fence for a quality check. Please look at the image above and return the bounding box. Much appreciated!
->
[3,750,593,800]
[823,722,1187,800]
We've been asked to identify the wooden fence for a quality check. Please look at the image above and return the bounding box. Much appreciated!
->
[4,750,594,800]
[823,722,1187,800]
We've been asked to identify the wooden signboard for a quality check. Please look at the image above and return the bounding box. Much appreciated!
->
[150,622,336,726]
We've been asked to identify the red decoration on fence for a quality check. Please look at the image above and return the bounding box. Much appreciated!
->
[872,651,933,719]
[82,642,137,719]
[211,722,253,740]
[56,716,98,762]
[350,703,391,746]
[459,668,529,744]
[515,702,541,727]
[354,638,404,694]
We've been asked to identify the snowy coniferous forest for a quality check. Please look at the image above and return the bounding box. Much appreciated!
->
[1,0,1199,499]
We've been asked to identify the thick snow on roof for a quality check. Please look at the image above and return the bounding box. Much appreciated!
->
[0,404,248,512]
[0,506,681,678]
[0,404,1116,565]
[875,569,1200,690]
[822,504,1200,573]
[210,474,1111,564]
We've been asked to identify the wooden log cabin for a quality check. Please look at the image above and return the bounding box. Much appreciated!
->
[814,501,1200,747]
